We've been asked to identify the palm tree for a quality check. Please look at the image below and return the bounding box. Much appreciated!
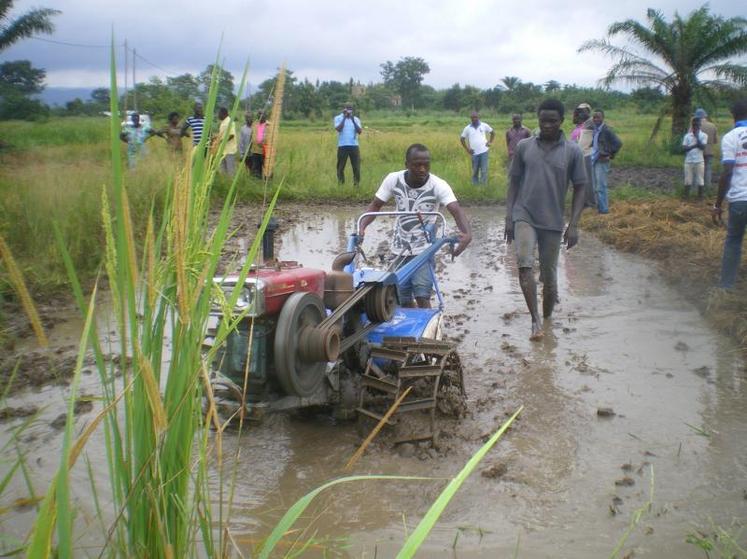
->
[0,0,60,52]
[500,76,521,92]
[579,6,747,137]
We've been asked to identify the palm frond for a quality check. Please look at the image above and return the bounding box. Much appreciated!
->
[694,26,747,70]
[0,0,13,22]
[0,7,59,51]
[702,62,747,86]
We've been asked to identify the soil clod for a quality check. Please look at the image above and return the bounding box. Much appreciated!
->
[0,405,38,422]
[481,462,508,479]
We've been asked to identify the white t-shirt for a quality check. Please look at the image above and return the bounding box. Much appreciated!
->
[682,130,707,164]
[722,124,747,203]
[460,122,494,156]
[374,171,458,255]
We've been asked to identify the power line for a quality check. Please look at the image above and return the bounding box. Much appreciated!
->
[30,35,119,48]
[132,50,175,78]
[31,35,177,79]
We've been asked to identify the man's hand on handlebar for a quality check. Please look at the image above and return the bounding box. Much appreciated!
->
[452,231,472,257]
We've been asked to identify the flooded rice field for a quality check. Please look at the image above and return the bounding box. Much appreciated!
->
[2,204,746,557]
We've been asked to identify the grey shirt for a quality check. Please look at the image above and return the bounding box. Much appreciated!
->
[509,133,587,232]
[239,124,253,157]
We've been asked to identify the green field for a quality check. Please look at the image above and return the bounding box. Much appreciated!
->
[0,110,731,297]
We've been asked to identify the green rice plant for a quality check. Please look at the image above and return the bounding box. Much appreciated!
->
[609,465,654,559]
[686,519,747,558]
[22,41,280,558]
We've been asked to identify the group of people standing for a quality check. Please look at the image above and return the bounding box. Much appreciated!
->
[450,105,622,216]
[119,101,269,177]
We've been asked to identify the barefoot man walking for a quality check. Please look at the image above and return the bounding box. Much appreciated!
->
[505,99,588,340]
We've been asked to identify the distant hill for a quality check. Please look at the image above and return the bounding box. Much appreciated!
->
[35,87,96,107]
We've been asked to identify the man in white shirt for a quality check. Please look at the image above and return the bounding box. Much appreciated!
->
[460,112,495,185]
[682,117,708,199]
[359,144,472,308]
[712,99,747,288]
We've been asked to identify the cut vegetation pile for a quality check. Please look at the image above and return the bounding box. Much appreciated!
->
[581,199,747,349]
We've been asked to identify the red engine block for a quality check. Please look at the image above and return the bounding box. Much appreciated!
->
[253,261,325,316]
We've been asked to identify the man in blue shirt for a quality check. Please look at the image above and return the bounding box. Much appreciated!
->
[334,103,362,186]
[590,110,622,214]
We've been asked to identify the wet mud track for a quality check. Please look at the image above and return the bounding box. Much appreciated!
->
[1,203,746,557]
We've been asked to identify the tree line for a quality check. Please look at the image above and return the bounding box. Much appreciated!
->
[1,3,746,140]
[0,56,675,121]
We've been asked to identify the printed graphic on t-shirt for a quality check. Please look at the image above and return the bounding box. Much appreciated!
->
[390,176,441,255]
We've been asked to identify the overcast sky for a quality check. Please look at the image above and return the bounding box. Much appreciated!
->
[3,0,745,93]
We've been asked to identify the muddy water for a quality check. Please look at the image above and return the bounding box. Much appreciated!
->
[2,204,746,557]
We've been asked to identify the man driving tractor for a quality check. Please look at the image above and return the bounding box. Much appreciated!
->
[358,143,472,308]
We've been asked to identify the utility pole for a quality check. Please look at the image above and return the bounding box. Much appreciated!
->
[123,39,128,117]
[132,48,138,113]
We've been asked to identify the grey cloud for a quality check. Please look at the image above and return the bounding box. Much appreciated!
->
[4,0,745,88]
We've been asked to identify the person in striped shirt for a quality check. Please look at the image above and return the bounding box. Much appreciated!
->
[181,101,205,146]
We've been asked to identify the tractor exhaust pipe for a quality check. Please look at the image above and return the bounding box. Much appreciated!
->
[259,218,279,262]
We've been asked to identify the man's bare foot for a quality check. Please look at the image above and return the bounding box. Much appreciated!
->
[530,322,544,341]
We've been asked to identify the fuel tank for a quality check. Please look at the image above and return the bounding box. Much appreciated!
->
[255,261,325,316]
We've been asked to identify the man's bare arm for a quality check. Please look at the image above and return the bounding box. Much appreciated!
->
[460,137,471,155]
[712,161,734,222]
[445,201,472,256]
[563,182,587,249]
[504,174,520,243]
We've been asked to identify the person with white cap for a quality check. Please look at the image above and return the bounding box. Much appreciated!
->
[573,102,596,208]
[694,108,719,190]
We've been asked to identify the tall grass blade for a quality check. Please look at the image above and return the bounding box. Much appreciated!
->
[396,406,523,558]
[0,235,48,347]
[262,63,286,179]
[257,475,433,559]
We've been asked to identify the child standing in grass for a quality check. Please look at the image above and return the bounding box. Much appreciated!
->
[682,117,708,199]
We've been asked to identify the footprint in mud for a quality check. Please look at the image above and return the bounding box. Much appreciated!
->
[674,341,690,351]
[609,495,624,515]
[692,366,711,378]
[49,395,95,429]
[502,310,519,323]
[500,341,519,356]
